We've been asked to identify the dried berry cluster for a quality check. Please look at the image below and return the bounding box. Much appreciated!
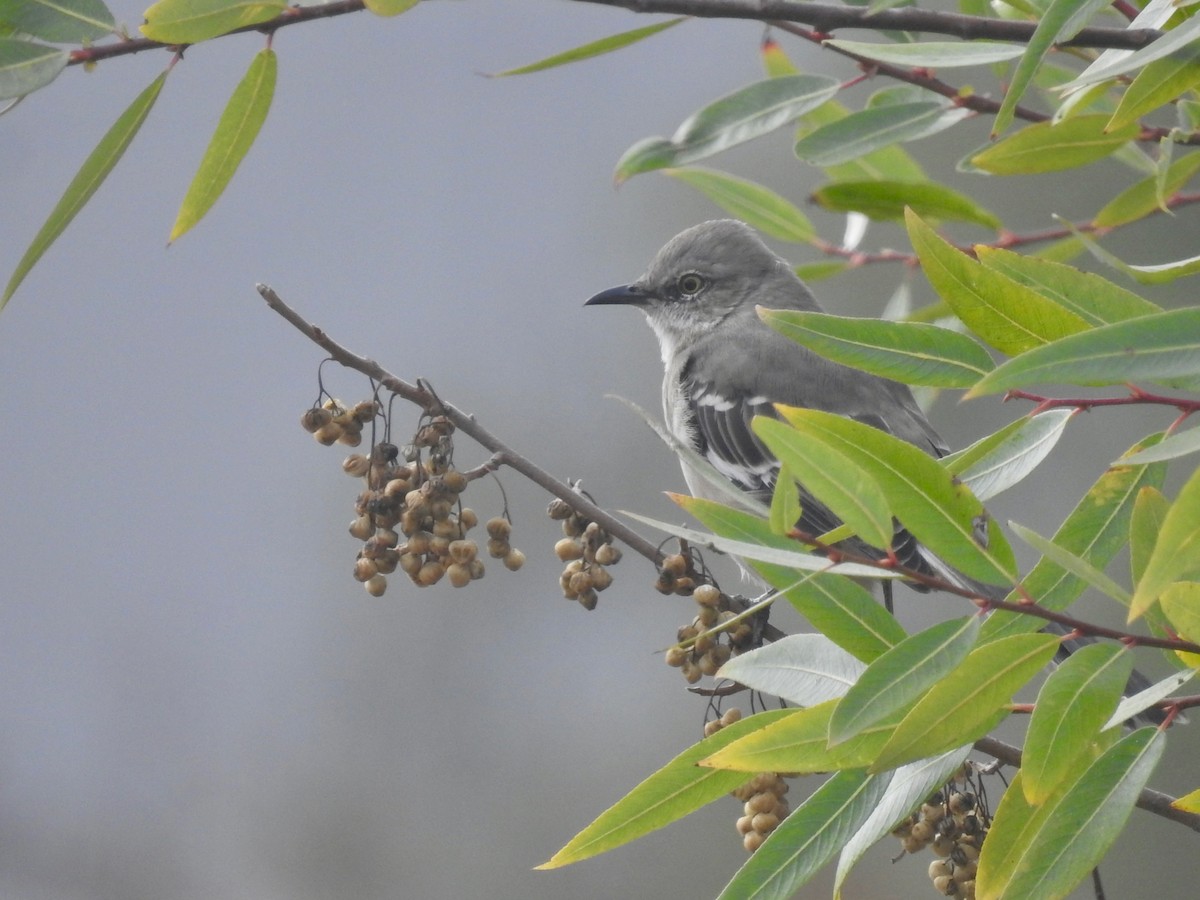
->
[701,710,791,854]
[892,765,991,899]
[662,566,757,685]
[548,497,621,610]
[303,400,523,597]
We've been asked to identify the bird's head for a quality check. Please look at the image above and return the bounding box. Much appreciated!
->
[585,219,813,355]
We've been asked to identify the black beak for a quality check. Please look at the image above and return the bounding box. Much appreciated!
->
[584,283,649,307]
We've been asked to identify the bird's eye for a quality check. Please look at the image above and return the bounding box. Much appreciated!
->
[677,273,706,296]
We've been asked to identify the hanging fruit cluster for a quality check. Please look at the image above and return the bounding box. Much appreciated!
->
[704,708,792,853]
[892,762,992,899]
[659,552,758,685]
[301,393,524,597]
[548,496,621,610]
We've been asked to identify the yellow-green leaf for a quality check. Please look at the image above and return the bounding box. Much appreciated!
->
[1160,582,1200,667]
[1108,46,1200,132]
[141,0,285,44]
[1093,151,1200,229]
[971,116,1139,175]
[169,48,276,242]
[663,167,815,243]
[812,179,1001,229]
[906,209,1091,355]
[491,16,683,75]
[1130,466,1200,619]
[1173,787,1200,814]
[3,71,167,309]
[363,0,418,17]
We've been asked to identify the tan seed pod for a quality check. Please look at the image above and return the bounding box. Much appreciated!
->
[442,470,468,494]
[673,576,696,595]
[697,651,721,676]
[301,407,332,433]
[929,860,953,880]
[589,564,613,591]
[703,719,722,738]
[351,400,380,424]
[446,562,472,588]
[429,535,451,558]
[314,422,343,445]
[719,707,742,727]
[336,427,362,447]
[429,499,453,522]
[750,812,779,834]
[959,880,975,900]
[748,792,777,815]
[349,516,374,541]
[680,659,701,684]
[407,531,433,556]
[931,833,954,857]
[735,815,755,836]
[676,624,699,643]
[417,560,445,586]
[364,574,387,597]
[901,834,926,854]
[502,548,525,572]
[467,559,485,580]
[561,516,584,538]
[555,538,583,562]
[448,540,477,564]
[693,584,722,607]
[546,498,573,520]
[399,509,423,536]
[742,831,765,853]
[694,632,715,655]
[953,862,977,886]
[486,516,512,540]
[932,874,956,896]
[662,554,688,577]
[487,538,510,559]
[354,557,379,582]
[432,518,461,539]
[710,644,731,668]
[696,606,719,628]
[458,507,478,530]
[375,550,400,574]
[594,543,621,565]
[399,552,423,576]
[577,588,598,610]
[404,489,427,512]
[910,821,933,843]
[953,843,979,864]
[664,646,689,668]
[568,571,593,595]
[655,570,675,595]
[374,529,400,549]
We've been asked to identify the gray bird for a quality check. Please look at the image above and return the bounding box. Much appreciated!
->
[586,218,1161,721]
[585,218,961,590]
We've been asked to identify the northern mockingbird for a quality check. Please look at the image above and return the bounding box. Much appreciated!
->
[586,219,1159,718]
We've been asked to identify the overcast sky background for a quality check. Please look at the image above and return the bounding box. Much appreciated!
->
[2,1,1198,898]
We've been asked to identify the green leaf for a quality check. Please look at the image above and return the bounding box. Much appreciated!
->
[490,16,684,75]
[775,406,1018,586]
[981,434,1166,642]
[1010,521,1132,607]
[761,35,797,78]
[1160,582,1200,666]
[872,634,1059,772]
[822,39,1024,68]
[1106,668,1195,728]
[794,101,970,167]
[718,634,866,706]
[1131,465,1200,618]
[811,180,1001,229]
[0,37,67,99]
[794,259,850,282]
[970,116,1139,175]
[974,247,1161,326]
[754,416,894,549]
[975,768,1074,898]
[948,411,1073,502]
[967,308,1200,397]
[1130,486,1170,585]
[993,0,1112,136]
[1023,643,1133,804]
[759,308,995,389]
[1062,12,1200,91]
[1074,229,1200,285]
[614,75,840,182]
[703,702,897,774]
[1108,46,1200,132]
[988,729,1165,899]
[1093,151,1200,229]
[829,616,981,745]
[768,461,804,536]
[717,770,887,900]
[1122,426,1200,465]
[539,707,795,868]
[663,167,815,243]
[363,0,418,16]
[906,210,1092,356]
[169,48,275,243]
[796,99,927,183]
[140,0,285,44]
[3,71,167,310]
[0,0,114,42]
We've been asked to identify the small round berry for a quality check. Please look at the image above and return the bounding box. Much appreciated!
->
[503,548,525,571]
[486,516,512,540]
[336,427,362,447]
[693,584,722,607]
[932,874,956,896]
[703,720,722,738]
[735,815,754,836]
[719,708,742,727]
[664,646,689,668]
[662,554,688,577]
[375,550,399,574]
[546,498,573,520]
[751,812,779,834]
[399,552,422,576]
[594,543,621,565]
[929,860,952,880]
[589,564,613,591]
[568,571,593,595]
[351,400,380,424]
[349,516,374,541]
[447,562,472,588]
[442,470,468,494]
[417,560,445,586]
[467,559,486,580]
[680,659,702,684]
[448,540,477,564]
[407,531,433,556]
[576,588,598,610]
[314,422,343,445]
[364,574,387,597]
[353,558,378,582]
[487,538,510,559]
[555,538,583,561]
[748,792,776,815]
[742,831,765,853]
[301,407,332,433]
[343,454,371,477]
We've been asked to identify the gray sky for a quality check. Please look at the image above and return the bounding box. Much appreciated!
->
[2,2,1197,898]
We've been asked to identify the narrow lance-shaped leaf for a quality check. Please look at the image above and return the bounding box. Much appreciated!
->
[363,0,419,16]
[811,180,1001,229]
[768,461,803,536]
[141,0,285,44]
[1160,582,1200,667]
[822,39,1024,68]
[490,17,684,76]
[718,634,866,707]
[759,308,995,388]
[975,769,1077,898]
[1010,521,1132,607]
[1071,224,1200,285]
[1132,465,1200,617]
[980,434,1166,643]
[169,48,276,243]
[664,167,815,244]
[1060,12,1200,92]
[754,416,894,549]
[0,37,67,100]
[986,729,1165,900]
[1108,45,1200,132]
[970,116,1139,175]
[0,0,115,42]
[967,308,1200,397]
[1122,426,1200,465]
[539,708,796,868]
[872,633,1060,772]
[951,411,1073,502]
[614,75,840,182]
[794,101,970,167]
[828,616,981,745]
[3,71,167,309]
[906,209,1091,356]
[974,246,1161,326]
[776,405,1019,586]
[717,770,888,900]
[1022,643,1133,804]
[992,0,1112,136]
[1106,669,1195,729]
[1093,151,1200,229]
